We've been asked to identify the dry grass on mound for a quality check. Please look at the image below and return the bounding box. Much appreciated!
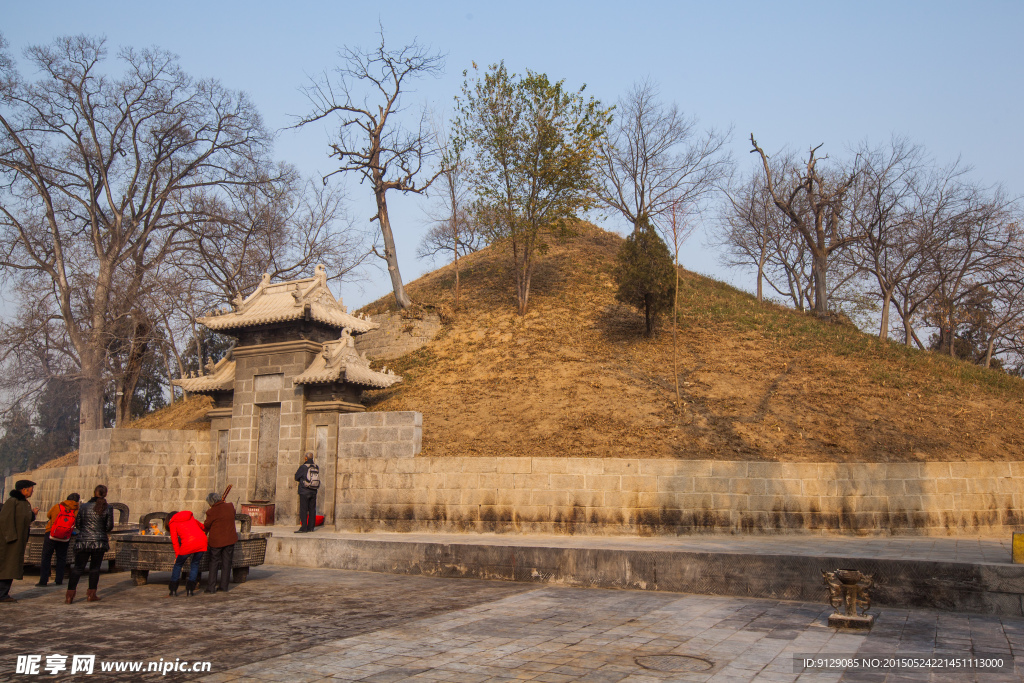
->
[122,395,213,430]
[36,450,79,470]
[360,223,1024,463]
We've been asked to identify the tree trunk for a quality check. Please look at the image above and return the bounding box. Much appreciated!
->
[673,259,681,411]
[985,336,996,368]
[115,325,151,427]
[453,241,460,310]
[513,234,533,316]
[813,252,828,314]
[376,189,412,309]
[644,295,654,337]
[518,264,532,316]
[878,292,892,342]
[78,358,104,433]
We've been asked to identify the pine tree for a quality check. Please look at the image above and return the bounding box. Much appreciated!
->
[614,221,676,336]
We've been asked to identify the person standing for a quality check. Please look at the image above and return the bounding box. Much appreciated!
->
[167,509,208,597]
[38,492,80,587]
[293,451,320,533]
[0,479,39,603]
[66,484,113,604]
[202,492,237,594]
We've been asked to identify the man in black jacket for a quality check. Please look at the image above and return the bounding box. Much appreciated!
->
[293,452,319,533]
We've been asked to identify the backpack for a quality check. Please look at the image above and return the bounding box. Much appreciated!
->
[50,504,77,540]
[304,463,321,490]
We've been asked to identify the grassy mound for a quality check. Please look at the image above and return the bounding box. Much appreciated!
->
[360,223,1024,463]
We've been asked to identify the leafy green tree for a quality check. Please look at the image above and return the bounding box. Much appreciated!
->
[614,221,676,336]
[456,62,610,315]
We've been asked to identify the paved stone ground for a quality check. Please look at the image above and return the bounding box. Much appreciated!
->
[3,566,1023,682]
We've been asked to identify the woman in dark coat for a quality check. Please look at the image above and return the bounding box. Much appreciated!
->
[66,485,114,604]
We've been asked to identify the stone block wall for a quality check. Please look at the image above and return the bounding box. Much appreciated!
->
[337,412,422,459]
[354,311,441,361]
[6,428,215,523]
[333,457,1024,536]
[13,424,1024,537]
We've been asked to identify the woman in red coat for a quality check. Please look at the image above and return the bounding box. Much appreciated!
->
[167,510,208,597]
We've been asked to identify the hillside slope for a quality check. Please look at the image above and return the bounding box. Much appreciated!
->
[361,224,1024,463]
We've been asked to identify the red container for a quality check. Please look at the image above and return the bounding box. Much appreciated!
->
[315,515,324,527]
[240,503,275,526]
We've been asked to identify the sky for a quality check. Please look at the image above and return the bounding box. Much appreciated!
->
[3,1,1023,309]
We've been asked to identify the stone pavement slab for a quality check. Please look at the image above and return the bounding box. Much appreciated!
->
[202,578,1024,683]
[4,564,1023,682]
[1,565,528,682]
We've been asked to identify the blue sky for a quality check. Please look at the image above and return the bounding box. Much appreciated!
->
[4,1,1022,308]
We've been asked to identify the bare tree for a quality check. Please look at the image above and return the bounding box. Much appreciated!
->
[296,30,445,309]
[0,35,275,431]
[980,263,1024,367]
[924,185,1018,357]
[750,136,860,315]
[846,138,926,340]
[157,171,368,396]
[416,118,482,308]
[717,154,815,310]
[181,171,368,302]
[599,80,731,234]
[661,200,696,411]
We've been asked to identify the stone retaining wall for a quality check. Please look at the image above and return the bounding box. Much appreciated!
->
[354,311,441,361]
[12,428,1024,537]
[333,457,1024,536]
[6,429,215,522]
[337,412,422,459]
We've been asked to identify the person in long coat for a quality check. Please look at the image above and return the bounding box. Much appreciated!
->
[0,479,39,603]
[202,492,238,593]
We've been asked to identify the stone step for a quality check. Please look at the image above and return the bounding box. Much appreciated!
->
[257,528,1024,617]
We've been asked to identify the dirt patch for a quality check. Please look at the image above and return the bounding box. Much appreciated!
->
[361,223,1024,463]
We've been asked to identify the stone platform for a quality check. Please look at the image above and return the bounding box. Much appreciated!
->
[259,528,1024,618]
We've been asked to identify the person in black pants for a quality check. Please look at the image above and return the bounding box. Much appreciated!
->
[38,493,81,587]
[293,451,318,533]
[202,492,237,593]
[66,485,114,604]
